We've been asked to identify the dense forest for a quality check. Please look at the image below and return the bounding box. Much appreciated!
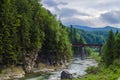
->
[0,0,72,72]
[67,25,91,57]
[67,25,109,44]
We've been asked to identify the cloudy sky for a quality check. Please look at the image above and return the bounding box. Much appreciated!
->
[41,0,120,28]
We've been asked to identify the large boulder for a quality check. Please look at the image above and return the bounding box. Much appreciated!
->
[61,71,72,80]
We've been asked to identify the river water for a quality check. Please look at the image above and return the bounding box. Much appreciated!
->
[25,57,98,80]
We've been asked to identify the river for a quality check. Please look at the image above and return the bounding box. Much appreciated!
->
[24,57,98,80]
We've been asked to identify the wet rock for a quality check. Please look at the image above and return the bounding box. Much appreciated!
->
[61,71,72,80]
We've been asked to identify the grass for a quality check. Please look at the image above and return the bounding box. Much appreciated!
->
[72,65,120,80]
[80,66,120,80]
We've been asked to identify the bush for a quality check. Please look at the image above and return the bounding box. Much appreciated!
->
[90,52,101,63]
[86,66,99,74]
[80,65,120,80]
[113,59,120,67]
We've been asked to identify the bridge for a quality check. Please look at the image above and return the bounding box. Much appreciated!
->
[72,43,103,59]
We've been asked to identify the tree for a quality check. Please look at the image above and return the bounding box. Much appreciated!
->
[70,25,73,43]
[102,30,114,66]
[38,9,72,65]
[0,0,20,66]
[115,29,119,36]
[114,33,120,59]
[0,0,72,69]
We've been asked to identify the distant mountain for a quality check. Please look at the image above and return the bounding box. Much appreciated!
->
[72,25,120,32]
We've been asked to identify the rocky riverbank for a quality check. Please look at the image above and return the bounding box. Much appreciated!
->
[0,62,68,80]
[22,57,98,80]
[0,67,25,80]
[0,57,98,80]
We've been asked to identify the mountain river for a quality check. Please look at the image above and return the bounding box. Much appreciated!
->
[22,57,98,80]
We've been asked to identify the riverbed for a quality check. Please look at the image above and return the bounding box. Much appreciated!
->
[23,57,98,80]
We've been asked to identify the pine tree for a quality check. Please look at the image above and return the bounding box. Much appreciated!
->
[115,29,119,36]
[70,25,73,43]
[0,0,20,66]
[0,0,73,68]
[103,30,114,66]
[114,33,120,59]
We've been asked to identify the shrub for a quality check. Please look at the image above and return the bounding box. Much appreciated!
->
[113,59,120,67]
[86,66,99,74]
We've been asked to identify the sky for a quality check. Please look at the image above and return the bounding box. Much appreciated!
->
[41,0,120,28]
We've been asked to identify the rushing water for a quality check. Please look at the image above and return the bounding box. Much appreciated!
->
[24,57,98,80]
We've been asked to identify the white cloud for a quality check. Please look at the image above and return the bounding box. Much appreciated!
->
[41,0,120,28]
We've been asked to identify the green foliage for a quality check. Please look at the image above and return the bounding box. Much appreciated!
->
[38,11,72,64]
[90,52,101,62]
[79,65,120,80]
[73,30,120,80]
[102,30,120,67]
[67,27,90,56]
[68,28,108,44]
[102,30,115,66]
[67,27,106,57]
[79,30,120,80]
[114,33,120,60]
[85,47,92,56]
[0,0,20,66]
[113,59,120,67]
[86,66,99,74]
[0,0,72,67]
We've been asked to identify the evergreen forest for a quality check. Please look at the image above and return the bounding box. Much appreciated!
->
[0,0,72,72]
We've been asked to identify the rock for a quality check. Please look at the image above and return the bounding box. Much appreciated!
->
[32,68,54,73]
[61,71,72,80]
[24,49,39,73]
[0,74,11,80]
[0,67,25,79]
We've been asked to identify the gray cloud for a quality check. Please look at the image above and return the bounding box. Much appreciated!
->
[42,0,68,13]
[62,17,93,26]
[100,10,120,24]
[43,0,57,7]
[58,2,68,5]
[42,0,67,7]
[42,0,120,27]
[92,0,120,10]
[59,8,89,18]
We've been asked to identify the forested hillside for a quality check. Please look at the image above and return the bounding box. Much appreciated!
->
[81,30,108,44]
[67,25,91,56]
[0,0,72,72]
[72,25,120,32]
[67,25,109,44]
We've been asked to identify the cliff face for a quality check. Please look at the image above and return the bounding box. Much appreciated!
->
[24,49,39,73]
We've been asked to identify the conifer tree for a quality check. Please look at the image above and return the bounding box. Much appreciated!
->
[103,30,114,66]
[114,33,120,59]
[0,0,20,66]
[115,29,119,36]
[0,0,72,68]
